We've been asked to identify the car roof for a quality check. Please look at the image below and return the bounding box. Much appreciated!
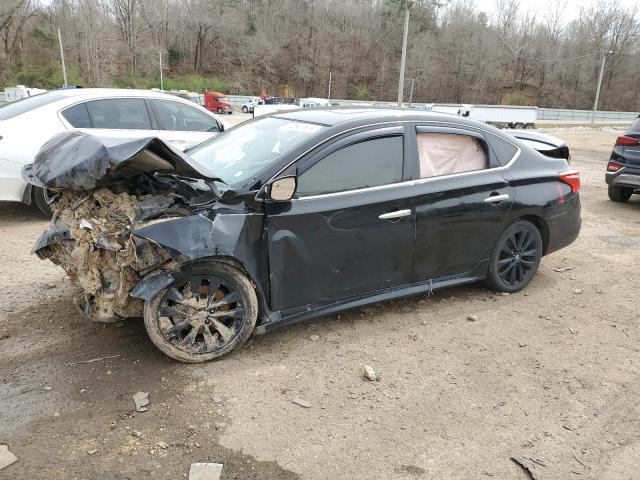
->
[50,88,175,99]
[273,107,493,130]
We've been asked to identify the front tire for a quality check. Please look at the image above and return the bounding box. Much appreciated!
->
[216,107,223,114]
[484,220,543,293]
[144,261,258,363]
[242,106,248,113]
[32,187,54,216]
[608,185,633,202]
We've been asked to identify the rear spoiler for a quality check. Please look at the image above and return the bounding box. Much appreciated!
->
[506,130,570,160]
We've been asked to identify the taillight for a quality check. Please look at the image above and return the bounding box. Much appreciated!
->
[607,161,623,172]
[559,169,580,193]
[615,135,640,146]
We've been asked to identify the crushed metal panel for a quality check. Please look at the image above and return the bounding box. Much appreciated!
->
[22,130,219,190]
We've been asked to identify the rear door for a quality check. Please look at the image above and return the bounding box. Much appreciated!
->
[409,125,517,280]
[266,126,415,311]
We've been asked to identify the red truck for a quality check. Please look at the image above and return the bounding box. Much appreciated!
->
[203,91,233,115]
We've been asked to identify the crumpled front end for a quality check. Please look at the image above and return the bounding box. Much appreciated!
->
[34,188,178,321]
[26,131,225,322]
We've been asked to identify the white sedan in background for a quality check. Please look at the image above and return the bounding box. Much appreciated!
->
[0,88,227,214]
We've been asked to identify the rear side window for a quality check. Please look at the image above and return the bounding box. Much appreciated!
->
[62,103,92,128]
[297,136,403,196]
[0,93,64,120]
[416,133,487,178]
[85,98,152,130]
[150,99,219,132]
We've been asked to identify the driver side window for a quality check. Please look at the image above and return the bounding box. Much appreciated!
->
[297,136,403,197]
[150,99,220,132]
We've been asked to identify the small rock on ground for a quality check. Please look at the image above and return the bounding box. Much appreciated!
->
[292,397,312,408]
[133,391,149,412]
[467,314,478,322]
[309,335,320,341]
[0,445,17,470]
[363,365,378,381]
[189,462,224,480]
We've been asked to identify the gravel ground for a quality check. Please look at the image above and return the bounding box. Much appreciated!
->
[1,129,639,480]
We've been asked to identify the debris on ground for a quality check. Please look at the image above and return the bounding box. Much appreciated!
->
[309,334,320,341]
[133,391,150,412]
[189,462,224,480]
[42,386,53,391]
[553,266,574,272]
[363,365,378,381]
[65,354,120,366]
[0,445,17,471]
[467,314,478,322]
[156,442,169,449]
[87,449,97,455]
[291,397,312,408]
[510,456,545,480]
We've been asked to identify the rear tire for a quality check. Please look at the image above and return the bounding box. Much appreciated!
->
[484,220,543,293]
[32,187,54,216]
[144,261,258,363]
[608,185,633,202]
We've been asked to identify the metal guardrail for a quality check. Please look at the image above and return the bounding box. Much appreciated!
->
[537,108,638,122]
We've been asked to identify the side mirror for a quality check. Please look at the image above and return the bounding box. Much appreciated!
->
[269,176,297,202]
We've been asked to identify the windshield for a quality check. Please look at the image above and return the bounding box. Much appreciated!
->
[188,117,325,185]
[218,97,229,103]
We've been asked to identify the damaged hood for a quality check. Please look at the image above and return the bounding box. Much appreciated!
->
[22,130,220,190]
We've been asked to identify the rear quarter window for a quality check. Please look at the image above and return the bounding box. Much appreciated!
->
[631,117,640,132]
[0,93,64,120]
[487,134,519,166]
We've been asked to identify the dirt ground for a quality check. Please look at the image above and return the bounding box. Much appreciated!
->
[1,129,639,480]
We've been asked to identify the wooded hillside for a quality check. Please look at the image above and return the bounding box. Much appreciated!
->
[1,0,639,110]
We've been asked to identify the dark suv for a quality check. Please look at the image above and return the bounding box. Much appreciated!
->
[606,115,640,202]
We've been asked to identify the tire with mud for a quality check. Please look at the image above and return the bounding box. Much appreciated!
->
[144,260,258,363]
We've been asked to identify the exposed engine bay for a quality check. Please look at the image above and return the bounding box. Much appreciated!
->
[25,131,234,322]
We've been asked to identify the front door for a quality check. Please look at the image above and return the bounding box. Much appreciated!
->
[266,127,415,312]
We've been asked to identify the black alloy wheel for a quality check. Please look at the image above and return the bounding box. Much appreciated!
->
[144,261,258,362]
[484,220,543,293]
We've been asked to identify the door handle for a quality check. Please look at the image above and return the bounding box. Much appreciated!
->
[483,194,510,203]
[379,209,412,220]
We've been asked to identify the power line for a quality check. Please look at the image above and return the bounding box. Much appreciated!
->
[537,50,600,63]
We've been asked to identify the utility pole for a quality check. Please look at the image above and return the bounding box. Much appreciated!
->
[591,50,611,125]
[408,78,415,106]
[397,2,412,107]
[159,50,164,91]
[327,71,332,102]
[57,28,68,87]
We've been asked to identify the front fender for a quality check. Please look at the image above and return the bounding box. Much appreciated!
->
[131,212,268,304]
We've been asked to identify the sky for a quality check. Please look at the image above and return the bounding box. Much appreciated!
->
[471,0,638,23]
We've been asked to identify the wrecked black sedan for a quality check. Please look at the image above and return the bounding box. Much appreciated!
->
[24,108,581,362]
